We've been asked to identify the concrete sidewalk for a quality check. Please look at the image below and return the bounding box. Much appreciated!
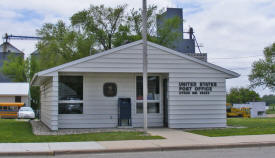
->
[2,129,275,155]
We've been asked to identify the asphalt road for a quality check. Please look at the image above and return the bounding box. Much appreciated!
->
[4,146,275,158]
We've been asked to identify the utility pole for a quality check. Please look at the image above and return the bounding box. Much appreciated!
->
[142,0,148,132]
[3,33,8,52]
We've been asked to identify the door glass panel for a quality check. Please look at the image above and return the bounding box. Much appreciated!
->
[136,76,159,100]
[136,103,160,114]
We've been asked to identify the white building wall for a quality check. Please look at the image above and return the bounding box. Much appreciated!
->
[40,76,58,130]
[58,43,230,129]
[58,73,163,128]
[233,102,267,118]
[21,96,28,106]
[168,75,226,128]
[0,96,15,102]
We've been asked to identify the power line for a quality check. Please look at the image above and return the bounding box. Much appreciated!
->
[230,66,251,69]
[209,55,263,60]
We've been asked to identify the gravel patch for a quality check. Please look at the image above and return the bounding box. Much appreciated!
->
[30,120,144,135]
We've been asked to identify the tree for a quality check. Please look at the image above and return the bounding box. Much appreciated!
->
[29,55,40,81]
[127,5,182,48]
[71,5,182,50]
[29,56,41,111]
[262,94,275,106]
[153,16,182,47]
[127,5,158,36]
[1,20,95,110]
[249,42,275,92]
[71,5,127,50]
[36,20,95,70]
[226,87,261,104]
[1,54,27,82]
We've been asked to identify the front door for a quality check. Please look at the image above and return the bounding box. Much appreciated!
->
[163,79,168,127]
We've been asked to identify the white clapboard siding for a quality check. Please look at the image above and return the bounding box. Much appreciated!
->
[58,73,163,128]
[168,76,226,128]
[40,76,58,130]
[50,43,231,129]
[60,44,230,76]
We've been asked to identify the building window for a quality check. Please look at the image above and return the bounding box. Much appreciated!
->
[59,103,83,114]
[103,82,117,97]
[59,76,83,100]
[136,103,143,114]
[136,76,160,114]
[136,103,160,114]
[15,96,21,102]
[58,76,83,114]
[136,76,159,100]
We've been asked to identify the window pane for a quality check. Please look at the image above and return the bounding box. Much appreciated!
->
[59,103,83,114]
[148,76,159,100]
[136,103,143,113]
[136,103,160,114]
[136,76,160,100]
[136,76,143,100]
[148,103,160,113]
[15,96,21,102]
[59,76,83,100]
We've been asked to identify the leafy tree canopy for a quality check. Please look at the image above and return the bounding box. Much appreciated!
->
[249,42,275,92]
[71,5,127,50]
[36,20,95,71]
[226,87,261,104]
[70,4,182,51]
[262,94,275,106]
[1,54,27,82]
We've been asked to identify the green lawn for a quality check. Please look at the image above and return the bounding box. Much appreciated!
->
[189,118,275,137]
[0,119,163,143]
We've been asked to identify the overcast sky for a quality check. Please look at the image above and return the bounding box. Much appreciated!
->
[0,0,274,96]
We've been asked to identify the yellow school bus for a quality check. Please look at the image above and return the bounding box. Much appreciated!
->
[0,102,25,118]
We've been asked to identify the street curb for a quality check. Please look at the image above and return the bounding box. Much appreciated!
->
[0,151,55,156]
[2,142,275,156]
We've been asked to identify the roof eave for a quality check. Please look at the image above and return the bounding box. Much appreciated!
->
[30,73,38,86]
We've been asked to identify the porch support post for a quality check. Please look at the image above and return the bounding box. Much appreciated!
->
[142,0,148,132]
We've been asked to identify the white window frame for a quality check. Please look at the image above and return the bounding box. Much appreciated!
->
[58,75,84,114]
[135,75,162,114]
